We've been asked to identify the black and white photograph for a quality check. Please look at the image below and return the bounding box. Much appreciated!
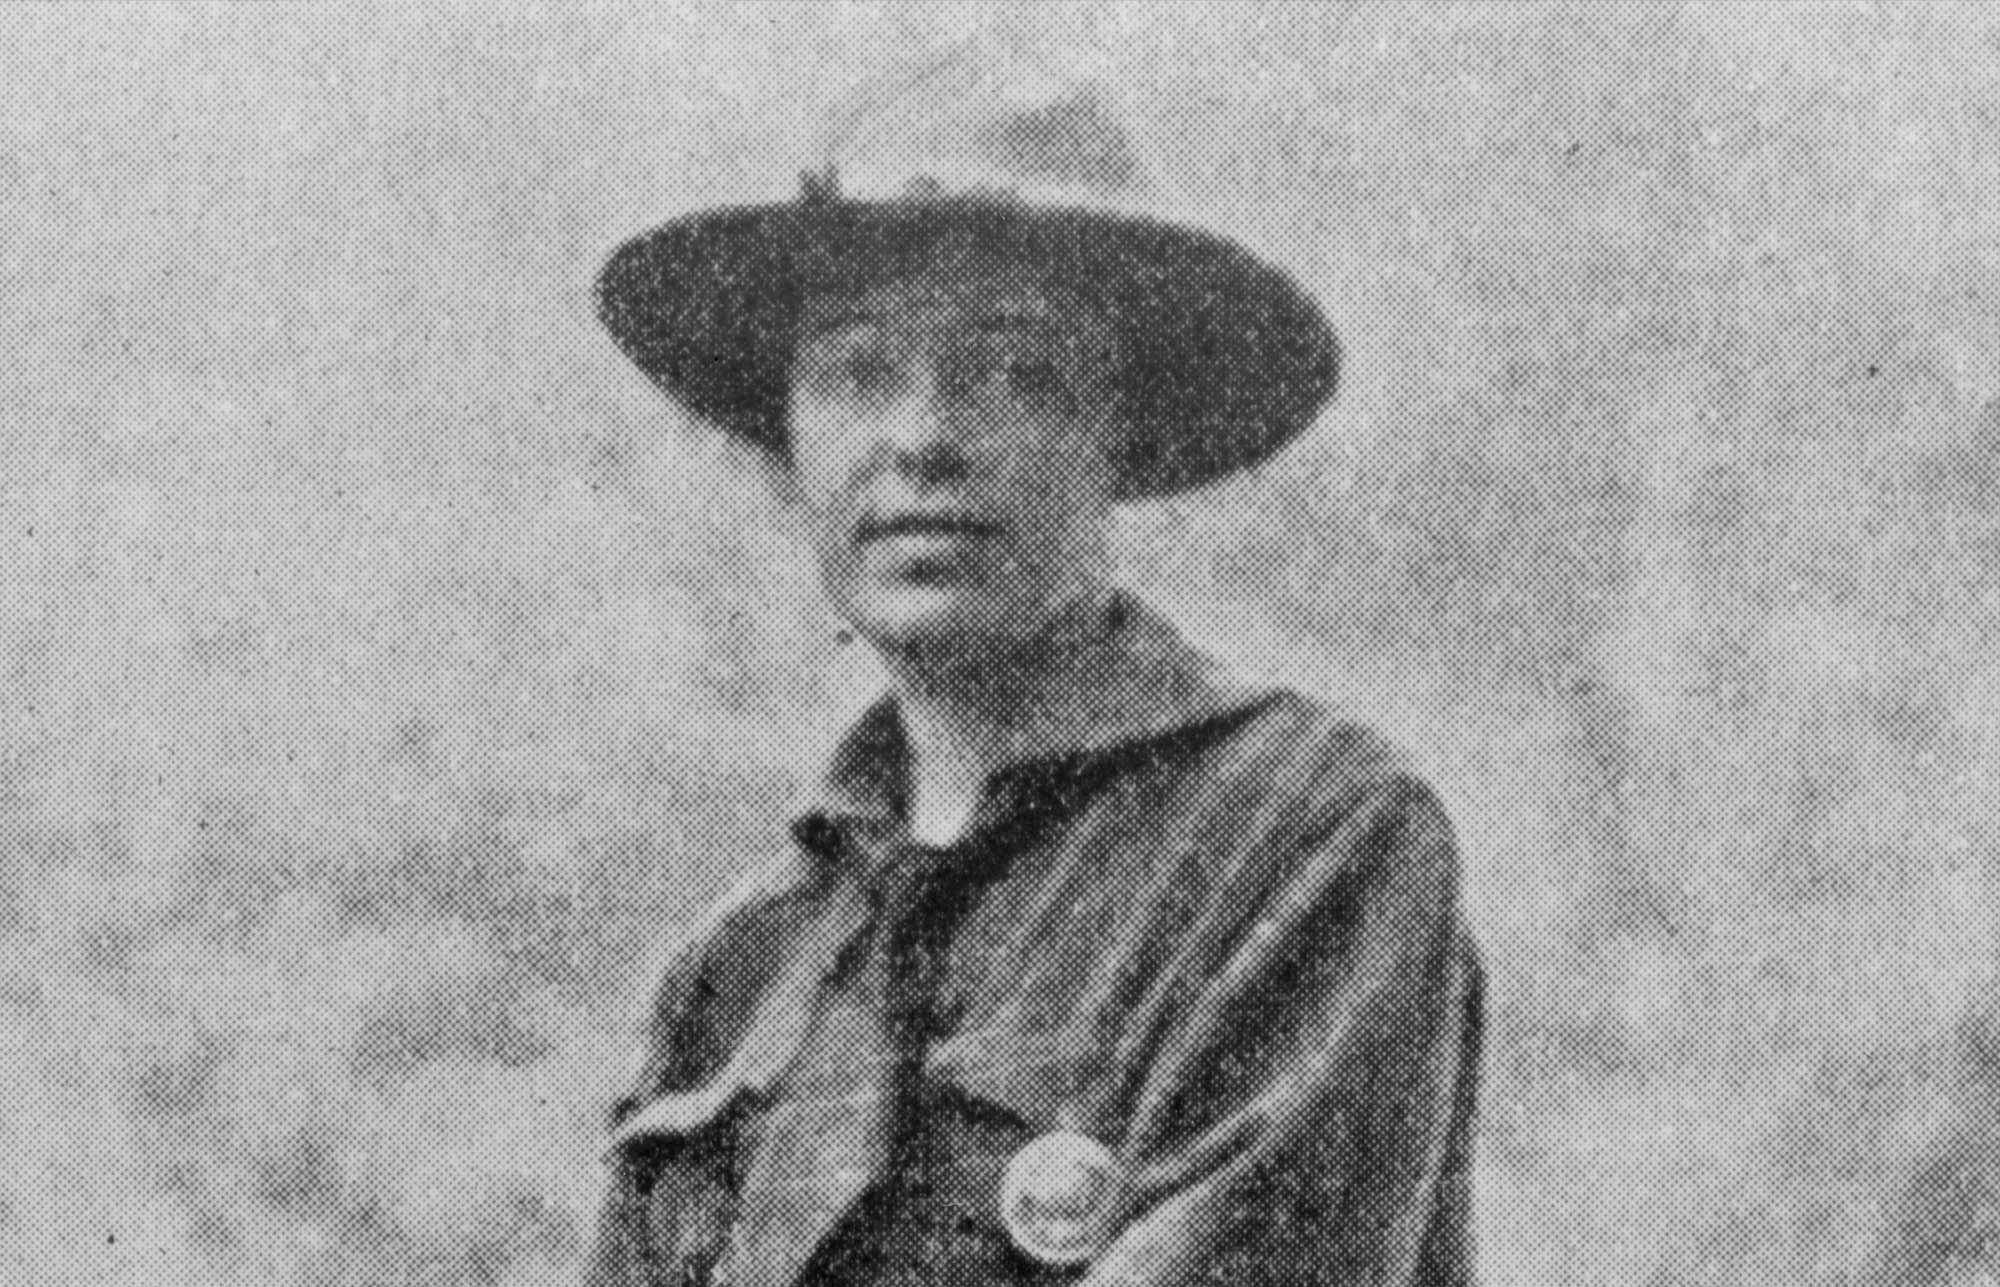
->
[1,5,1996,1285]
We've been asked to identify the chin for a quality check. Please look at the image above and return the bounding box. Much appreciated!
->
[845,585,1034,662]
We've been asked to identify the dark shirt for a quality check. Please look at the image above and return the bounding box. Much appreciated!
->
[586,601,1484,1287]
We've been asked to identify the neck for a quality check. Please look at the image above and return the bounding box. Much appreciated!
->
[878,590,1116,843]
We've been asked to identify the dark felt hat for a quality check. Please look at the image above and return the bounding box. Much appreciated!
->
[595,38,1339,499]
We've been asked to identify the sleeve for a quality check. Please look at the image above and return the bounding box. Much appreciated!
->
[581,924,735,1287]
[581,862,814,1287]
[1085,773,1483,1287]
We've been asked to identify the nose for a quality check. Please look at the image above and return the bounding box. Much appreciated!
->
[875,368,972,484]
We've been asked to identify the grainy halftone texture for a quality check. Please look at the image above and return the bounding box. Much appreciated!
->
[2,4,1998,1285]
[589,684,1480,1287]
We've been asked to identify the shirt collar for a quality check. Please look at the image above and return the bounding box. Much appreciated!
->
[789,592,1274,852]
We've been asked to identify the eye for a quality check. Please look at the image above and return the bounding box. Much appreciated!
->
[1004,355,1062,400]
[939,341,1066,405]
[798,342,905,401]
[839,350,902,398]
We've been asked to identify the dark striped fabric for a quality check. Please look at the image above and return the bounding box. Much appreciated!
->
[586,619,1484,1287]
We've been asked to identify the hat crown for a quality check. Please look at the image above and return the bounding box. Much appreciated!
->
[814,31,1158,210]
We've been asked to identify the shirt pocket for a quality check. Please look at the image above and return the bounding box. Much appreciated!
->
[928,1024,1095,1137]
[604,942,838,1283]
[603,1078,747,1287]
[923,1025,1134,1271]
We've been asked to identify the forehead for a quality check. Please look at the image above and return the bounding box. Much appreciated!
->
[798,260,1105,342]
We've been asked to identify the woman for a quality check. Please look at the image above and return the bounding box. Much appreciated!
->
[586,44,1483,1287]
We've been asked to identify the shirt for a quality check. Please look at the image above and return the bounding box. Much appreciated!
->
[585,596,1484,1287]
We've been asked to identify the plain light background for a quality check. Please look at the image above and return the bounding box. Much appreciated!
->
[3,3,1998,1284]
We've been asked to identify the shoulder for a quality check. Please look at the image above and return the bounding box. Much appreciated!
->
[621,854,830,1090]
[1195,686,1444,823]
[609,850,867,1136]
[669,852,822,967]
[1184,688,1462,908]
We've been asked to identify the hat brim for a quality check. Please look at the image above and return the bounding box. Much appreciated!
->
[594,199,1339,499]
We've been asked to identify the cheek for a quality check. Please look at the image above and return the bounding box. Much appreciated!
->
[786,403,860,511]
[778,415,855,583]
[1027,410,1115,497]
[992,425,1114,548]
[1032,437,1110,500]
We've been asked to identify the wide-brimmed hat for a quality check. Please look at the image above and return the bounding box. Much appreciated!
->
[595,35,1339,499]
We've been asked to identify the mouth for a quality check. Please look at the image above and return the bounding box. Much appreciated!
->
[856,513,1005,544]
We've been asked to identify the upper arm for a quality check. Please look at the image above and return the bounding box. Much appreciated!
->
[1089,770,1481,1287]
[608,857,820,1127]
[586,861,822,1287]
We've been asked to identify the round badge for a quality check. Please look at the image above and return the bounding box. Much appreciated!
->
[999,1130,1124,1266]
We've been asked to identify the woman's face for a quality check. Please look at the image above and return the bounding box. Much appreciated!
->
[785,260,1122,663]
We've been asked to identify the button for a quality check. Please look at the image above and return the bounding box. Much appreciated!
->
[999,1130,1124,1266]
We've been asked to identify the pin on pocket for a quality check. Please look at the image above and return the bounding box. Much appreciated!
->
[999,1129,1124,1266]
